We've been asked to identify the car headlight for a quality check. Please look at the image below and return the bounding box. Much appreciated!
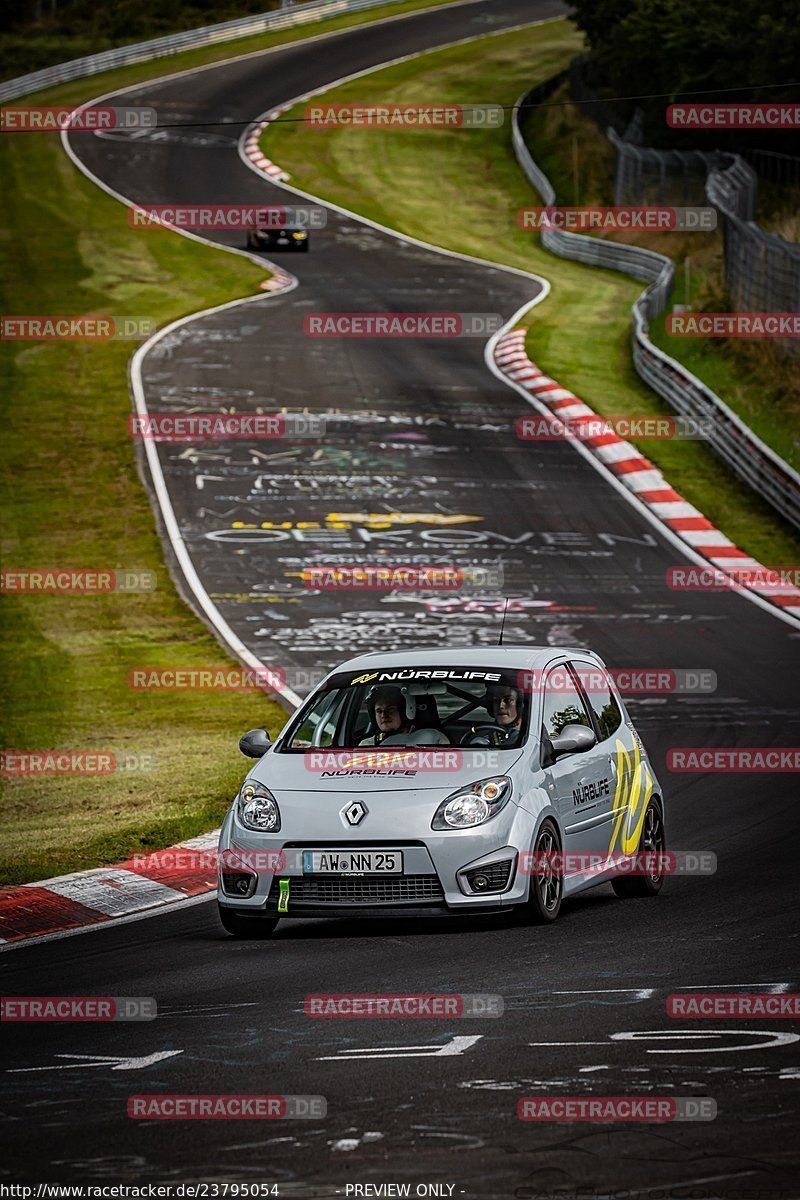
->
[237,781,281,832]
[291,231,308,240]
[431,776,512,830]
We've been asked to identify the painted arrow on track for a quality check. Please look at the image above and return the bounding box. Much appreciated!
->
[8,1050,184,1072]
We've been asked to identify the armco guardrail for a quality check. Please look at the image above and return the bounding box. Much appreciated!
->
[0,0,407,103]
[512,82,800,532]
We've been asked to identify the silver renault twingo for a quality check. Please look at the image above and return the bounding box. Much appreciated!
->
[217,647,666,936]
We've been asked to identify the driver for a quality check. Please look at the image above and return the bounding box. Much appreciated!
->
[461,684,525,747]
[359,685,413,746]
[486,684,523,732]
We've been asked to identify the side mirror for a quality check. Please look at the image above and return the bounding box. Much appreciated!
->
[550,723,596,760]
[239,728,270,758]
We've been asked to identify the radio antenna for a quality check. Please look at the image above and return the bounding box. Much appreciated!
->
[498,597,510,646]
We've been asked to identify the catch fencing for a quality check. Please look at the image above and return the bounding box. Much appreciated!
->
[512,80,800,531]
[609,129,727,210]
[568,57,800,361]
[611,133,800,358]
[706,160,800,353]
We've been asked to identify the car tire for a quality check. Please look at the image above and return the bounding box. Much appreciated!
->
[523,819,563,923]
[611,798,665,898]
[218,904,279,938]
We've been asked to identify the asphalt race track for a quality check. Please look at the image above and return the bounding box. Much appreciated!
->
[3,0,800,1194]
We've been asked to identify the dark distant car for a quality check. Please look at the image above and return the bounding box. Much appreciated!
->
[246,225,309,252]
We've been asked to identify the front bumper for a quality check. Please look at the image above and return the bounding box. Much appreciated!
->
[218,803,537,919]
[250,232,307,249]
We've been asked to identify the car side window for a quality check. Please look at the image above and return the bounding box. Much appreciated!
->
[572,660,623,742]
[289,690,348,749]
[541,666,592,740]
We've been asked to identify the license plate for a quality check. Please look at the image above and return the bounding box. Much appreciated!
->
[302,850,403,875]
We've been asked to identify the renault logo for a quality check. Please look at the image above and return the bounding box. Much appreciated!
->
[342,801,368,826]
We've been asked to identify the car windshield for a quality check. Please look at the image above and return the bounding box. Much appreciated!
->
[278,665,529,751]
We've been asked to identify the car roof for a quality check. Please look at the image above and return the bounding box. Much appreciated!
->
[333,645,604,673]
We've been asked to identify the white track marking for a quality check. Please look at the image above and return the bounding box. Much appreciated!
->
[317,1034,482,1060]
[59,15,567,713]
[38,3,798,953]
[677,983,793,993]
[236,32,559,290]
[486,319,800,632]
[611,1029,800,1053]
[237,16,563,187]
[9,1050,184,1073]
[234,36,800,633]
[554,988,656,1000]
[61,138,303,710]
[531,1029,800,1052]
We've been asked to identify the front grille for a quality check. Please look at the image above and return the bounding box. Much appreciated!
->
[276,874,444,906]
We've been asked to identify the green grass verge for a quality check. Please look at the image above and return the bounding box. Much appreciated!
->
[0,134,291,886]
[7,0,467,108]
[263,17,800,567]
[0,0,468,888]
[1,1,289,80]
